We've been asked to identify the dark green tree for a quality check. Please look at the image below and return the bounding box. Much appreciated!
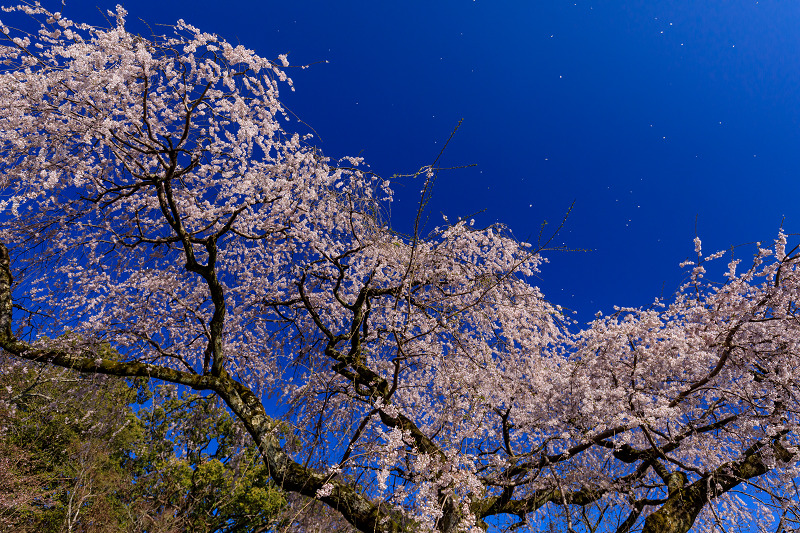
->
[0,353,286,533]
[126,384,287,533]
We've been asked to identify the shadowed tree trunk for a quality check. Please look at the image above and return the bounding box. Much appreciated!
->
[642,438,794,533]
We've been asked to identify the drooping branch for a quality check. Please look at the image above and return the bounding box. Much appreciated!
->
[0,243,407,533]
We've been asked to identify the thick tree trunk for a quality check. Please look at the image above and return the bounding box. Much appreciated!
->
[641,484,706,533]
[642,438,793,533]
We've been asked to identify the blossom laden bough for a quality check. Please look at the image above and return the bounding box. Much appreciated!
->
[0,4,799,533]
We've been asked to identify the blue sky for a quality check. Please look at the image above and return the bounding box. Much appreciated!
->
[64,0,800,323]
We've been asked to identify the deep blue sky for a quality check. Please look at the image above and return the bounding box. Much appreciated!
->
[63,0,800,323]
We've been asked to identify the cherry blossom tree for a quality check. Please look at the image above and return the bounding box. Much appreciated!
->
[0,4,798,532]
